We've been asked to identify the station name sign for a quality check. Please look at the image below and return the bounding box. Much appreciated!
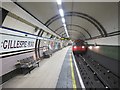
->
[1,40,34,49]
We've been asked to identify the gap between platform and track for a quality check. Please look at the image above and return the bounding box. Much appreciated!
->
[71,52,86,90]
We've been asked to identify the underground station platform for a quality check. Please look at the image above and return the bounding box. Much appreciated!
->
[1,47,82,88]
[1,46,120,89]
[0,1,120,89]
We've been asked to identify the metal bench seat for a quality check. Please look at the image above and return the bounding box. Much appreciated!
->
[15,56,40,74]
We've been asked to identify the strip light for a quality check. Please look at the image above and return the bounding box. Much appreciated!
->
[62,18,65,23]
[59,9,64,17]
[57,0,69,38]
[65,26,69,37]
[56,0,62,5]
[63,23,66,27]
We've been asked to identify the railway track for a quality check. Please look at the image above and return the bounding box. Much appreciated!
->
[73,54,120,88]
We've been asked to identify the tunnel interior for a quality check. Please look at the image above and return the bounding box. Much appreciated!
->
[15,2,118,40]
[0,1,119,88]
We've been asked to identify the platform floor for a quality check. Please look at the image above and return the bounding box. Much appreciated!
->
[2,46,80,88]
[56,49,81,88]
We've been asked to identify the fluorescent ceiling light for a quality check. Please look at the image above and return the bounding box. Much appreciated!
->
[56,0,62,5]
[66,33,69,37]
[64,27,69,37]
[65,26,67,29]
[59,9,64,17]
[63,23,66,27]
[62,18,65,23]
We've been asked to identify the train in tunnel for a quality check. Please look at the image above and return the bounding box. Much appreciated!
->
[72,40,88,55]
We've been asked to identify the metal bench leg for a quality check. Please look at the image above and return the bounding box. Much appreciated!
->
[29,68,31,74]
[38,63,39,67]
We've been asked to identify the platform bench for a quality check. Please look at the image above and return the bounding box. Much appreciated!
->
[15,56,40,74]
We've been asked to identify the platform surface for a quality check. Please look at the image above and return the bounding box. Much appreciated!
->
[2,46,81,89]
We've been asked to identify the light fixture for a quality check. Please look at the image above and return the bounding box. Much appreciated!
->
[63,23,66,27]
[64,26,67,30]
[66,33,69,37]
[95,46,100,49]
[44,41,47,44]
[56,0,62,5]
[105,86,108,88]
[88,46,93,49]
[64,27,69,37]
[63,23,69,38]
[57,0,69,38]
[82,46,85,49]
[74,46,77,49]
[59,8,64,17]
[62,18,65,23]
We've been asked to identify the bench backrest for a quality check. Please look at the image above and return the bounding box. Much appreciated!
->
[18,56,35,64]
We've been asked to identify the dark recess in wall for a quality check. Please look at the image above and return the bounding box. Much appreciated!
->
[86,50,119,76]
[87,45,119,60]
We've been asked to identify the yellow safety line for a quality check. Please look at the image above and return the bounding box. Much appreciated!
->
[70,53,77,90]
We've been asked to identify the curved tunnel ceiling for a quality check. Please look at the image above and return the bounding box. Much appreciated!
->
[60,29,86,39]
[17,2,118,40]
[45,12,108,37]
[61,29,86,40]
[54,24,92,39]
